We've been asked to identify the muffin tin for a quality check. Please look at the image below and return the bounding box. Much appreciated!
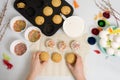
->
[14,0,74,36]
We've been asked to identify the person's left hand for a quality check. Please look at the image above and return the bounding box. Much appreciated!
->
[27,52,48,80]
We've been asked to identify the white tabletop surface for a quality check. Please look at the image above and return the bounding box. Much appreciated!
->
[0,0,120,80]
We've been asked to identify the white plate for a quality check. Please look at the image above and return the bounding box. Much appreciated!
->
[10,16,27,32]
[10,40,28,56]
[24,26,41,43]
[63,16,85,38]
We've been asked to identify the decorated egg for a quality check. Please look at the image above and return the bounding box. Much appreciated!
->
[114,50,120,56]
[106,48,115,55]
[114,35,120,43]
[99,39,107,48]
[108,34,114,41]
[103,37,108,41]
[99,30,109,38]
[111,42,120,49]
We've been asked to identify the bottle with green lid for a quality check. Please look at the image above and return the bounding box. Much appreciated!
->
[98,20,106,27]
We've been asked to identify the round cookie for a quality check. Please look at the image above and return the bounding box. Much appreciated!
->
[70,40,80,50]
[51,52,62,63]
[65,53,76,64]
[52,15,62,24]
[45,38,55,48]
[17,2,26,8]
[35,16,45,25]
[43,6,53,16]
[61,6,71,15]
[51,0,61,7]
[58,41,67,51]
[39,51,49,61]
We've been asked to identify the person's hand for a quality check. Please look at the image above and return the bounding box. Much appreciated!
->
[27,52,48,80]
[67,54,86,80]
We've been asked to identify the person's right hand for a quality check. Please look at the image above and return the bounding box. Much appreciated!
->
[67,54,86,80]
[27,52,48,80]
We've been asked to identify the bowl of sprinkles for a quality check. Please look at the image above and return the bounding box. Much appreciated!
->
[10,16,27,32]
[24,26,41,43]
[10,40,28,56]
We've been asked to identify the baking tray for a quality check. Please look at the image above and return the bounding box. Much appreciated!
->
[14,0,74,36]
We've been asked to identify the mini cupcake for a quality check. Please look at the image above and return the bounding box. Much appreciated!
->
[35,16,45,25]
[51,52,62,63]
[52,15,62,24]
[58,41,67,51]
[43,6,53,16]
[51,0,61,7]
[17,2,26,8]
[65,53,76,64]
[45,38,55,48]
[39,51,50,61]
[61,6,71,15]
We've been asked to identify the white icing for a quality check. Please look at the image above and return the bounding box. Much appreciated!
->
[114,35,120,43]
[115,50,120,56]
[106,48,115,55]
[111,42,119,49]
[63,16,85,38]
[99,30,109,38]
[99,39,107,48]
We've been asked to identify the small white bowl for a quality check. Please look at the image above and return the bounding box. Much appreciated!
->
[63,16,85,38]
[24,26,42,43]
[10,16,27,32]
[10,40,28,56]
